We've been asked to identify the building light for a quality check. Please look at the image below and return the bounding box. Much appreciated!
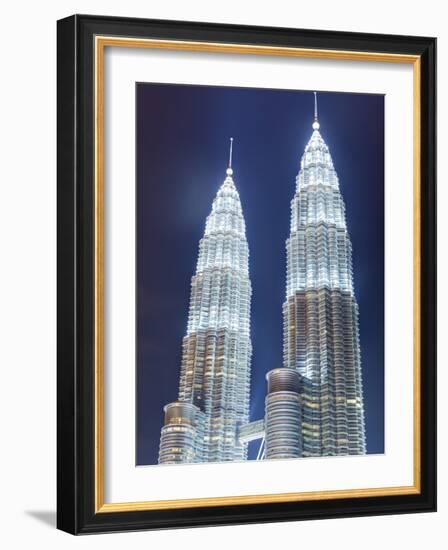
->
[266,93,366,459]
[159,140,252,465]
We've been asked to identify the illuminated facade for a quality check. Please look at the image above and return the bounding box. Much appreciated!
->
[264,369,302,459]
[243,93,367,460]
[158,94,367,464]
[279,93,366,456]
[159,140,252,464]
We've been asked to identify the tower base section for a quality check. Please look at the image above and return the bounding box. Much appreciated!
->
[158,402,205,464]
[264,369,303,460]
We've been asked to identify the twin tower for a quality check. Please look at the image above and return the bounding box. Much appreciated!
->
[158,94,366,465]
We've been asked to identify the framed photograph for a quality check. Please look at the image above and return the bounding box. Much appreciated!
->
[57,14,436,534]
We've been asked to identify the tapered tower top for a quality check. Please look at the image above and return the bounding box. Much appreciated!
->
[299,92,335,177]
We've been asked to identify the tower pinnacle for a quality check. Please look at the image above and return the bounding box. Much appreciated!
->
[226,137,234,175]
[312,92,320,130]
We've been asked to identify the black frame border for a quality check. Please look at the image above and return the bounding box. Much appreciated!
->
[57,14,436,535]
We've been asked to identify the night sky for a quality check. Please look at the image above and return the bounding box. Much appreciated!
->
[136,84,384,466]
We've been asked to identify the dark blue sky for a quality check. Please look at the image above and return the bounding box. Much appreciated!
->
[136,83,384,465]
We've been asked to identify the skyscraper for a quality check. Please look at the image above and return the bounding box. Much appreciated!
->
[280,93,367,457]
[159,140,252,464]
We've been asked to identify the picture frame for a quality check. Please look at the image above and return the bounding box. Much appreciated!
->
[57,14,436,534]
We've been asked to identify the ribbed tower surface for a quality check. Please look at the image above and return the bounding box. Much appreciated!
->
[159,141,252,464]
[283,98,367,457]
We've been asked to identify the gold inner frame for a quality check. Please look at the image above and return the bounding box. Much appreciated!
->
[94,35,421,513]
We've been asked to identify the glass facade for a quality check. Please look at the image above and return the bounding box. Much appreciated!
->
[159,143,252,464]
[264,369,302,459]
[280,96,367,457]
[159,96,367,465]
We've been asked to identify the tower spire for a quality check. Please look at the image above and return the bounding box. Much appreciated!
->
[227,137,234,175]
[312,92,320,130]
